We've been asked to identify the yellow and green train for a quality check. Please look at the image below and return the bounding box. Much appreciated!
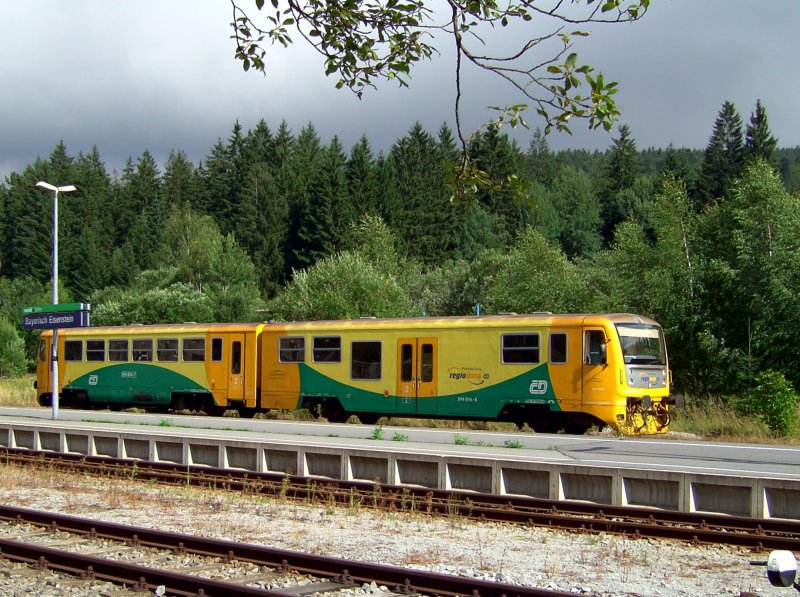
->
[35,313,681,435]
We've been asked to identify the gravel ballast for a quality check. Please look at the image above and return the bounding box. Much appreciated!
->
[0,464,791,596]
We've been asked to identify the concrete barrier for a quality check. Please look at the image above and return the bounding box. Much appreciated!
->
[2,420,799,520]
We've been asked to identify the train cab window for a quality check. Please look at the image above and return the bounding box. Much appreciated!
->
[584,330,607,366]
[549,333,568,364]
[502,334,539,364]
[211,337,223,362]
[279,337,305,363]
[157,338,179,362]
[86,340,105,362]
[64,340,83,361]
[313,336,341,363]
[351,341,381,380]
[183,338,205,361]
[109,339,129,362]
[133,339,153,362]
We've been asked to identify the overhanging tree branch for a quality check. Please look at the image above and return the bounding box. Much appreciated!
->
[229,0,650,197]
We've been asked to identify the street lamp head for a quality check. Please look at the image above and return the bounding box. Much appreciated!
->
[36,181,76,193]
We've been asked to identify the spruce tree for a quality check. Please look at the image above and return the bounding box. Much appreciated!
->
[527,128,557,186]
[63,147,114,297]
[390,122,453,265]
[745,99,778,167]
[695,101,745,209]
[660,144,693,185]
[163,150,204,213]
[601,124,640,244]
[242,119,274,167]
[468,125,527,244]
[288,123,323,269]
[3,163,53,282]
[237,164,289,295]
[346,135,378,217]
[119,151,163,271]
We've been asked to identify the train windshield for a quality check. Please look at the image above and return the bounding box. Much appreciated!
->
[615,324,666,366]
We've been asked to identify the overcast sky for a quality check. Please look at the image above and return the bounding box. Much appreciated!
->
[1,1,797,180]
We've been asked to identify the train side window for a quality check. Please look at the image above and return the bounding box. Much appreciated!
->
[549,333,567,364]
[133,339,153,362]
[86,340,105,362]
[64,340,83,361]
[421,343,434,382]
[352,341,381,380]
[584,330,607,365]
[400,344,413,382]
[313,336,341,363]
[157,338,179,362]
[279,337,305,363]
[502,334,539,364]
[37,339,47,364]
[211,337,223,362]
[109,339,129,362]
[183,338,205,362]
[231,341,242,374]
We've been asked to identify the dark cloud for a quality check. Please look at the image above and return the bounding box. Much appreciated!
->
[1,1,798,180]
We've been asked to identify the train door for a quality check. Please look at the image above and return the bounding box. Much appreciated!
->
[228,333,245,402]
[36,336,51,403]
[582,326,613,406]
[396,338,438,415]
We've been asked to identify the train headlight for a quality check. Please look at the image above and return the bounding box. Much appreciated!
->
[767,550,797,587]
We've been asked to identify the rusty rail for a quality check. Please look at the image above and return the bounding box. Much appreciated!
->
[3,448,800,552]
[0,504,570,597]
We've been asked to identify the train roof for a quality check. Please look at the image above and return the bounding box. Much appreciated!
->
[264,312,660,330]
[39,313,660,336]
[40,322,264,336]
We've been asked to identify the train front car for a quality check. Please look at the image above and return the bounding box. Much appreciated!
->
[608,315,678,434]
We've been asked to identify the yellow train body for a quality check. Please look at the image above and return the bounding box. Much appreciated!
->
[36,313,678,435]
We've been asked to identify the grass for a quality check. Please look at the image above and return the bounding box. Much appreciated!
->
[0,374,37,407]
[670,398,800,443]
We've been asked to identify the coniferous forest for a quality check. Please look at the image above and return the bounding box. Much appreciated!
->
[2,99,800,405]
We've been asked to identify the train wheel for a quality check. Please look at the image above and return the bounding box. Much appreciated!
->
[357,414,380,425]
[563,423,590,435]
[530,418,558,434]
[322,400,348,423]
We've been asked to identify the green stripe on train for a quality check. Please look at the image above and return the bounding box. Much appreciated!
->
[65,364,207,405]
[296,363,559,417]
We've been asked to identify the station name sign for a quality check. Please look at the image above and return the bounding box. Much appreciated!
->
[22,302,91,330]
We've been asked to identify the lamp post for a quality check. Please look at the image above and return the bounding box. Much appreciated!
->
[36,181,76,420]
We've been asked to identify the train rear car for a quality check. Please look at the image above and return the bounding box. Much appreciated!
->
[35,323,264,414]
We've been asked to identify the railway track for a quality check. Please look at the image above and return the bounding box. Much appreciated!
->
[4,448,800,552]
[0,505,570,596]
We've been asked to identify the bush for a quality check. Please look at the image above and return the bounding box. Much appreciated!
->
[732,370,799,437]
[0,317,28,376]
[267,251,414,321]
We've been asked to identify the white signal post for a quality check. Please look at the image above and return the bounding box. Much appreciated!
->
[36,181,77,420]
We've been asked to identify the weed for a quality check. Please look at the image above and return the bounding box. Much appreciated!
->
[370,426,385,440]
[279,475,290,500]
[158,418,176,427]
[503,439,523,448]
[391,432,409,441]
[453,434,470,445]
